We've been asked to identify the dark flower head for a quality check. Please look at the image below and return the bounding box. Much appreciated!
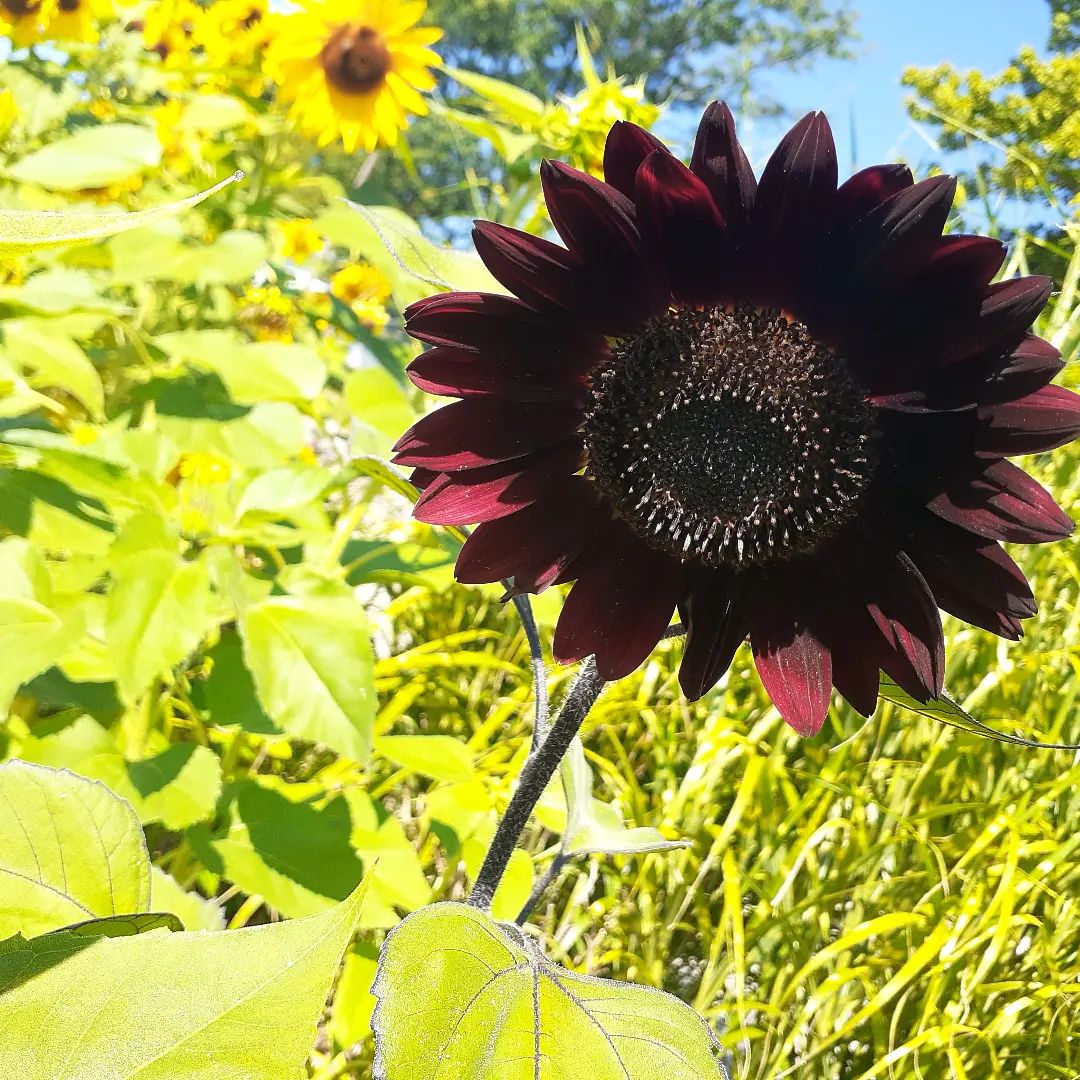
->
[394,102,1080,737]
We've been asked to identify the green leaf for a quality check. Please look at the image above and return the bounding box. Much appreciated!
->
[0,172,241,257]
[346,790,432,927]
[328,941,380,1050]
[443,67,547,126]
[373,902,726,1079]
[561,738,688,857]
[193,781,363,919]
[350,453,420,504]
[240,594,376,761]
[6,123,161,192]
[375,735,477,783]
[235,464,332,520]
[54,912,183,938]
[0,881,369,1079]
[195,629,277,734]
[436,105,539,163]
[21,716,224,830]
[0,761,150,938]
[106,547,214,704]
[109,225,267,286]
[346,367,417,455]
[1,317,105,418]
[0,597,75,710]
[317,201,504,303]
[149,868,225,931]
[156,332,327,404]
[877,674,1080,749]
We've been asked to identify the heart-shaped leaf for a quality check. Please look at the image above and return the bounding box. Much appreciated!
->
[373,901,725,1079]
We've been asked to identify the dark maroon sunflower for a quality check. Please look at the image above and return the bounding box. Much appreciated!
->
[393,102,1080,736]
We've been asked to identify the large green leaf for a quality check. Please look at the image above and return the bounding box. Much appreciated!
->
[0,881,369,1078]
[443,67,547,126]
[0,172,241,257]
[155,331,327,404]
[346,790,432,928]
[0,538,81,708]
[0,761,150,938]
[240,594,376,761]
[373,902,725,1079]
[5,123,161,192]
[375,735,476,783]
[109,225,268,286]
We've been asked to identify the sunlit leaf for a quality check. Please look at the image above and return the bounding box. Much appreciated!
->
[317,201,503,303]
[373,902,726,1079]
[106,546,214,705]
[0,761,150,938]
[149,868,225,932]
[0,880,369,1079]
[21,715,224,830]
[375,735,476,783]
[443,67,547,125]
[0,171,241,255]
[561,737,688,857]
[329,941,380,1051]
[878,674,1080,749]
[53,912,184,938]
[240,594,376,761]
[192,780,364,920]
[1,318,104,418]
[6,123,161,191]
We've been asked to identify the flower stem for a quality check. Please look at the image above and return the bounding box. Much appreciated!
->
[508,590,549,749]
[468,658,606,913]
[515,850,571,925]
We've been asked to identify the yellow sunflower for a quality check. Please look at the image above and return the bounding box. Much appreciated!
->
[268,0,441,153]
[45,0,112,42]
[0,0,52,45]
[194,0,273,69]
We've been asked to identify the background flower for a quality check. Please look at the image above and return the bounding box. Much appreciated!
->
[268,0,442,152]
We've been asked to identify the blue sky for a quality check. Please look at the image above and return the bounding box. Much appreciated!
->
[761,0,1052,173]
[661,0,1051,180]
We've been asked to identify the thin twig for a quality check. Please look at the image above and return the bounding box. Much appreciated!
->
[506,588,549,749]
[515,851,570,925]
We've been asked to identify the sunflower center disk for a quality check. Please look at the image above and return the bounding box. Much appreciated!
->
[321,24,392,94]
[585,306,879,567]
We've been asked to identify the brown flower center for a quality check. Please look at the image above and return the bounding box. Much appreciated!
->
[585,305,879,568]
[2,0,40,16]
[321,24,391,95]
[58,0,80,12]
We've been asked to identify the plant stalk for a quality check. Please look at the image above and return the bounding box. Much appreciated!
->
[468,658,606,912]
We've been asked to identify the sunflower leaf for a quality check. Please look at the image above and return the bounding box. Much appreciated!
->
[0,881,369,1079]
[0,171,242,258]
[878,674,1080,749]
[372,901,726,1079]
[0,760,151,939]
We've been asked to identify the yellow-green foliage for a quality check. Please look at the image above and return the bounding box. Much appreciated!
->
[904,45,1080,206]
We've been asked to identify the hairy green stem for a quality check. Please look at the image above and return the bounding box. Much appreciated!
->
[468,659,606,912]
